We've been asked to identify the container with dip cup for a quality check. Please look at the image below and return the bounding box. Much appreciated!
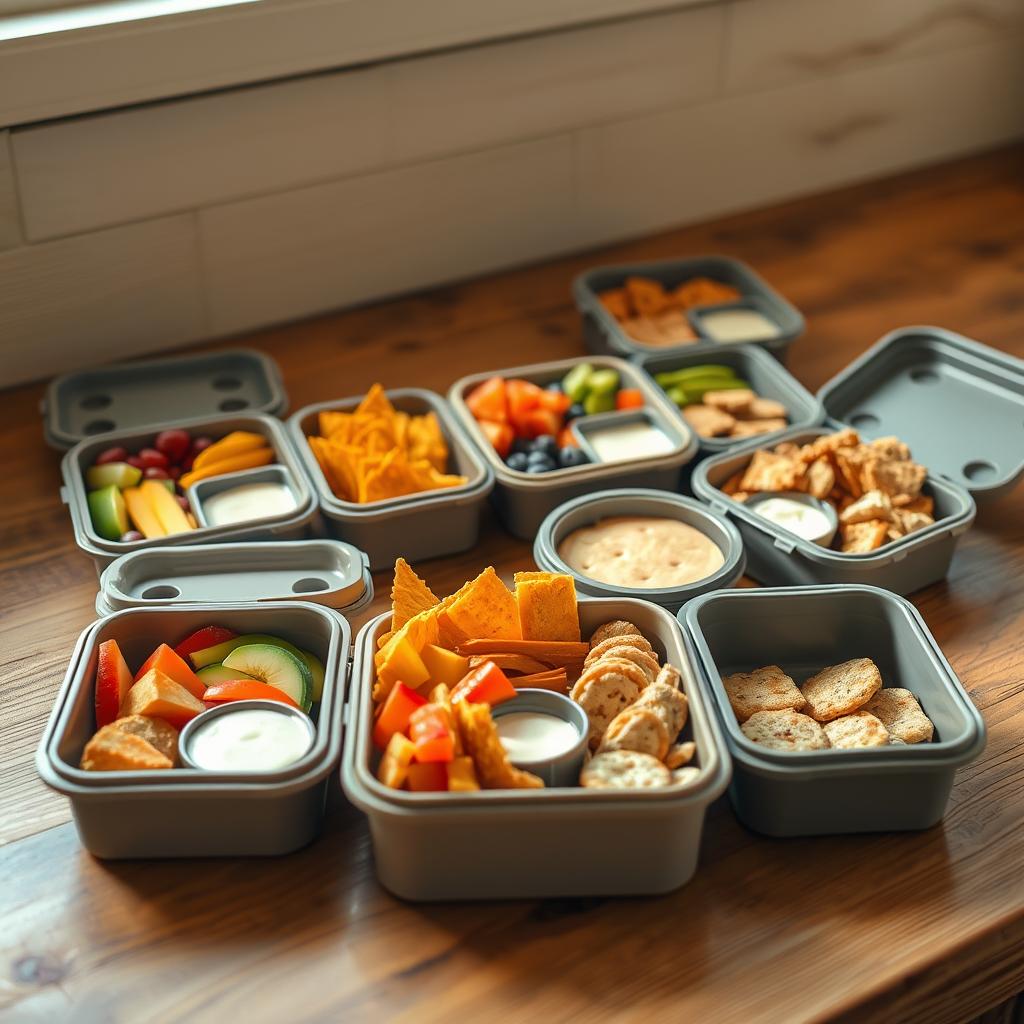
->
[490,689,588,787]
[745,492,838,547]
[342,596,731,901]
[179,701,317,773]
[190,465,303,529]
[573,255,805,364]
[571,409,686,465]
[534,488,745,613]
[36,601,347,858]
[449,356,698,540]
[680,585,986,836]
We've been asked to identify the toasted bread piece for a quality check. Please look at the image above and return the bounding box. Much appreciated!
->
[840,519,890,554]
[81,726,174,771]
[110,714,179,765]
[840,489,894,525]
[730,418,788,438]
[723,665,806,723]
[823,710,890,749]
[800,658,882,721]
[862,687,934,743]
[741,710,829,751]
[703,388,755,415]
[683,404,736,438]
[746,397,788,420]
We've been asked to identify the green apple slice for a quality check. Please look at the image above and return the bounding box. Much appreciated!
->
[222,644,312,712]
[85,462,142,490]
[87,485,129,541]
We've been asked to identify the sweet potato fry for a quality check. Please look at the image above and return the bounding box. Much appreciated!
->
[509,668,569,693]
[468,653,551,675]
[456,639,589,663]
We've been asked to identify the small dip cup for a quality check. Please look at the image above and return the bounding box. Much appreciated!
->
[688,298,783,344]
[179,699,317,772]
[491,689,589,787]
[190,464,301,529]
[571,408,687,466]
[746,490,838,547]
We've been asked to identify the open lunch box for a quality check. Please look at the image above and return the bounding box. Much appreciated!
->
[342,597,731,901]
[37,600,349,859]
[690,327,1024,594]
[448,355,699,539]
[288,388,494,571]
[573,255,805,363]
[680,585,986,837]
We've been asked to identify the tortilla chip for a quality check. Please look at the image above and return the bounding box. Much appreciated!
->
[443,567,522,641]
[318,410,353,441]
[390,558,440,633]
[513,572,581,642]
[356,382,396,422]
[374,606,440,678]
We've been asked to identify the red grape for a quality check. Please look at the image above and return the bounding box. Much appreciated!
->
[120,530,144,542]
[167,465,181,481]
[155,428,191,462]
[126,455,145,470]
[95,446,129,466]
[143,466,169,480]
[138,447,169,469]
[175,495,191,511]
[191,436,213,455]
[181,454,195,472]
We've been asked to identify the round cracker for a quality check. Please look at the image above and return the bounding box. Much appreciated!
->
[591,644,660,684]
[654,664,682,691]
[800,658,883,722]
[598,706,669,760]
[589,620,642,648]
[634,681,688,742]
[665,740,696,769]
[573,656,650,699]
[572,673,642,749]
[585,633,656,666]
[740,710,829,751]
[822,710,889,749]
[862,687,933,744]
[580,750,671,789]
[671,766,701,787]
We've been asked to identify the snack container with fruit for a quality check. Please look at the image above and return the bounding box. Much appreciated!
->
[43,348,288,449]
[449,356,698,540]
[288,389,493,571]
[636,344,824,456]
[62,413,318,574]
[573,256,805,363]
[36,602,346,858]
[680,585,985,836]
[95,539,373,617]
[691,326,1024,592]
[533,489,745,613]
[341,597,731,901]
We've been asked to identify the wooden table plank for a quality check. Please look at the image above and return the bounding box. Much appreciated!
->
[2,143,1024,1023]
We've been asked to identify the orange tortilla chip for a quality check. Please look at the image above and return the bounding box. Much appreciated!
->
[513,572,581,642]
[318,410,353,441]
[391,558,439,633]
[443,567,522,641]
[356,382,396,422]
[373,607,440,701]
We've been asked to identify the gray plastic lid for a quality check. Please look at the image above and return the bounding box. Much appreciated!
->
[96,540,372,614]
[43,348,288,450]
[818,326,1024,501]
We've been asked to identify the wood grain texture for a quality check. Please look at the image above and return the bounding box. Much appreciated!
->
[2,144,1024,1024]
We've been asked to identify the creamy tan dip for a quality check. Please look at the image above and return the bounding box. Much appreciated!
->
[558,516,724,589]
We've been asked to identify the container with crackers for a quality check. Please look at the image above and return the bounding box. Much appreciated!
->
[572,255,805,362]
[681,585,985,837]
[448,356,697,540]
[636,344,823,454]
[288,386,494,570]
[342,559,730,900]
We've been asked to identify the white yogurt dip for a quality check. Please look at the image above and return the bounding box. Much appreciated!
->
[752,497,834,542]
[201,482,298,527]
[586,421,676,464]
[496,712,579,764]
[188,707,312,771]
[699,308,781,344]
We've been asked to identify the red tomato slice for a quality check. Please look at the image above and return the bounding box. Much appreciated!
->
[466,377,508,424]
[479,419,515,459]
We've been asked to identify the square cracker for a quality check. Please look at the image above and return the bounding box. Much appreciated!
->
[740,450,804,493]
[841,519,890,554]
[823,710,890,749]
[722,665,807,723]
[800,658,882,721]
[862,687,934,743]
[443,567,522,641]
[513,572,581,642]
[740,710,829,751]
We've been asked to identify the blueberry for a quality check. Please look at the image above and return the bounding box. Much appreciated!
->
[506,452,529,471]
[559,447,589,468]
[545,381,564,393]
[564,403,586,422]
[526,461,554,474]
[533,434,559,458]
[511,437,531,455]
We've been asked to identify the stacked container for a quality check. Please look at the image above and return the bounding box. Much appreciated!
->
[288,388,494,571]
[449,356,698,539]
[342,598,731,901]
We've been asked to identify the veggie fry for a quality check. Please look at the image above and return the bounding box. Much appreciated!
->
[455,639,589,663]
[508,668,569,693]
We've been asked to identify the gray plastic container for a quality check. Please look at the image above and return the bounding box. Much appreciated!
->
[95,539,373,617]
[691,426,976,594]
[817,326,1024,503]
[36,602,347,858]
[342,597,731,901]
[63,413,319,575]
[534,488,745,613]
[635,343,824,455]
[43,348,287,449]
[448,356,698,540]
[288,389,494,571]
[680,585,985,836]
[573,256,804,363]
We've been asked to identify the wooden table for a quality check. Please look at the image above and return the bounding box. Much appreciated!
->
[3,144,1024,1024]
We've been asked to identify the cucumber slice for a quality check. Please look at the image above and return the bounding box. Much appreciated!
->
[192,633,325,703]
[587,369,620,395]
[222,644,313,712]
[196,664,258,686]
[655,367,738,388]
[561,363,595,402]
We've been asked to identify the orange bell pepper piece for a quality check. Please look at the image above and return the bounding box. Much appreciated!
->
[406,761,449,791]
[409,704,455,763]
[372,682,428,750]
[451,660,517,707]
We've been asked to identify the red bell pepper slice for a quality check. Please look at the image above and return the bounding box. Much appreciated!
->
[452,661,517,707]
[202,680,301,710]
[173,625,236,659]
[409,704,455,763]
[466,376,508,423]
[372,682,428,750]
